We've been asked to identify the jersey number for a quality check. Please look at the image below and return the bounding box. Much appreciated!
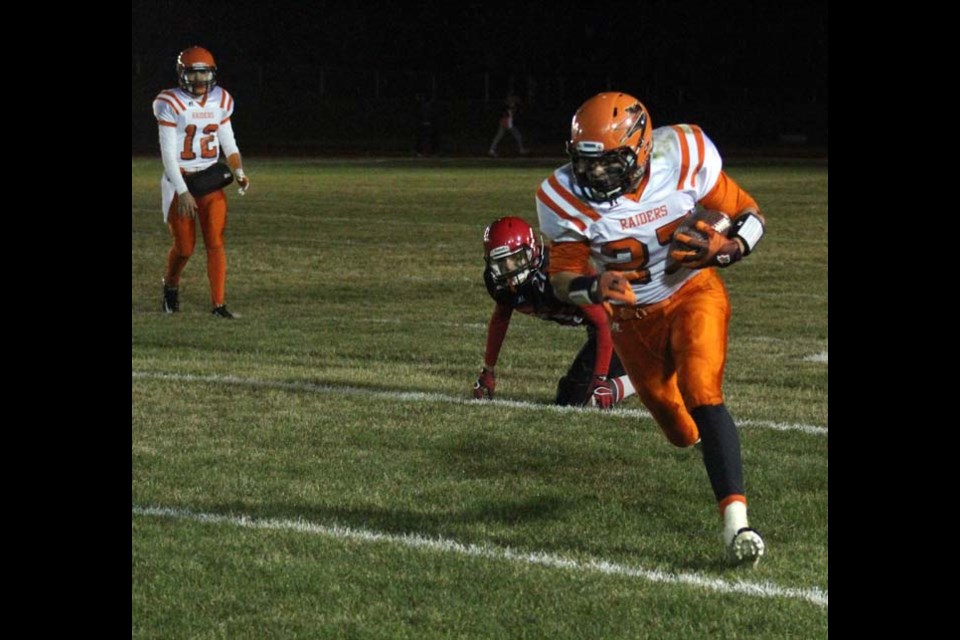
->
[180,124,219,160]
[599,217,687,283]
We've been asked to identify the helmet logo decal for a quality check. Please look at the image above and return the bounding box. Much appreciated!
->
[625,103,648,140]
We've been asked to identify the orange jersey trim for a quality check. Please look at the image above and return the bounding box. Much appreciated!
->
[547,175,600,221]
[545,241,593,275]
[155,96,182,116]
[699,171,759,216]
[537,186,586,232]
[672,125,691,190]
[157,120,177,127]
[160,90,186,111]
[690,125,706,188]
[220,116,232,125]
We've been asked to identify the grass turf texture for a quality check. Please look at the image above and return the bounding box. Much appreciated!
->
[132,156,827,638]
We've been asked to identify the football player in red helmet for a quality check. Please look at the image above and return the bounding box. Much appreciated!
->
[472,216,636,409]
[152,46,251,318]
[537,92,767,565]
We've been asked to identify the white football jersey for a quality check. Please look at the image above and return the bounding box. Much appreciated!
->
[536,124,723,305]
[152,86,235,172]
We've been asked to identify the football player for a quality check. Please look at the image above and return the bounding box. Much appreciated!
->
[153,46,251,318]
[536,92,767,565]
[472,216,636,409]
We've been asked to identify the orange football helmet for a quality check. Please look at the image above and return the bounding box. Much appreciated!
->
[567,92,653,203]
[177,46,217,96]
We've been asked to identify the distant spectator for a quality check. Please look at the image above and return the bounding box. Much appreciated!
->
[488,95,528,157]
[415,94,438,157]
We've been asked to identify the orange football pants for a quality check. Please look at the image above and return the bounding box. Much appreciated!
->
[165,190,228,307]
[610,269,731,447]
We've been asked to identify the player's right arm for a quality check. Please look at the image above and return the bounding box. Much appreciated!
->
[473,301,513,400]
[535,170,597,303]
[536,169,637,308]
[153,93,197,218]
[543,241,592,304]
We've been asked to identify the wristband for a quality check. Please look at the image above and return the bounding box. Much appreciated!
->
[568,276,600,306]
[730,212,764,256]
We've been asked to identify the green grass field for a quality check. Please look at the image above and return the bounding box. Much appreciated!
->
[132,156,828,639]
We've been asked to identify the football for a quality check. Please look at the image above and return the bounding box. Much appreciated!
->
[673,209,731,245]
[683,209,731,237]
[665,210,732,273]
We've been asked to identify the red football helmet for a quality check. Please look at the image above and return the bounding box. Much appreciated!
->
[177,46,217,96]
[483,217,542,287]
[567,92,653,203]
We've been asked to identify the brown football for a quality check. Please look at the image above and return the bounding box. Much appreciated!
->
[665,210,732,273]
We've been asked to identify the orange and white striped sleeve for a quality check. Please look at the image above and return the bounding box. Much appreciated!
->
[152,90,184,128]
[536,169,600,241]
[218,88,235,125]
[535,168,597,275]
[660,124,724,202]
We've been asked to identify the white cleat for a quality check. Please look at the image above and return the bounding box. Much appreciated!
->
[728,527,765,567]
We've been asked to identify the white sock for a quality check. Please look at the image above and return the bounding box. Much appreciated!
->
[613,375,636,402]
[722,500,750,546]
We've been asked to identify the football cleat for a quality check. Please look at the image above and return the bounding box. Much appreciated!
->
[727,527,765,567]
[211,304,235,319]
[162,279,179,313]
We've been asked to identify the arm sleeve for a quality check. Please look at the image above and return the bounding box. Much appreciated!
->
[483,303,514,367]
[580,304,614,378]
[157,125,189,195]
[545,241,594,276]
[698,170,760,218]
[218,119,240,158]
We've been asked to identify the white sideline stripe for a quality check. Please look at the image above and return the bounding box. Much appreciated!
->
[132,371,828,435]
[804,351,828,363]
[133,505,827,608]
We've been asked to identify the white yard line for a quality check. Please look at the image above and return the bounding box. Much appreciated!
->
[132,371,827,435]
[133,505,827,608]
[803,351,828,363]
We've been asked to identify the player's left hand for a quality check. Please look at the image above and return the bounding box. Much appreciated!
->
[472,367,496,400]
[670,221,742,269]
[234,167,250,195]
[587,375,617,409]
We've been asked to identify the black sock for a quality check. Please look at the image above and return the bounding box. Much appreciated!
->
[690,404,744,502]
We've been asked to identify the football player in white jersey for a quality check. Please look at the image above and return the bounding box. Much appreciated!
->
[152,46,251,318]
[536,92,767,565]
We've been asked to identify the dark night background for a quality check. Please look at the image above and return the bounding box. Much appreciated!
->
[128,2,843,623]
[132,0,827,157]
